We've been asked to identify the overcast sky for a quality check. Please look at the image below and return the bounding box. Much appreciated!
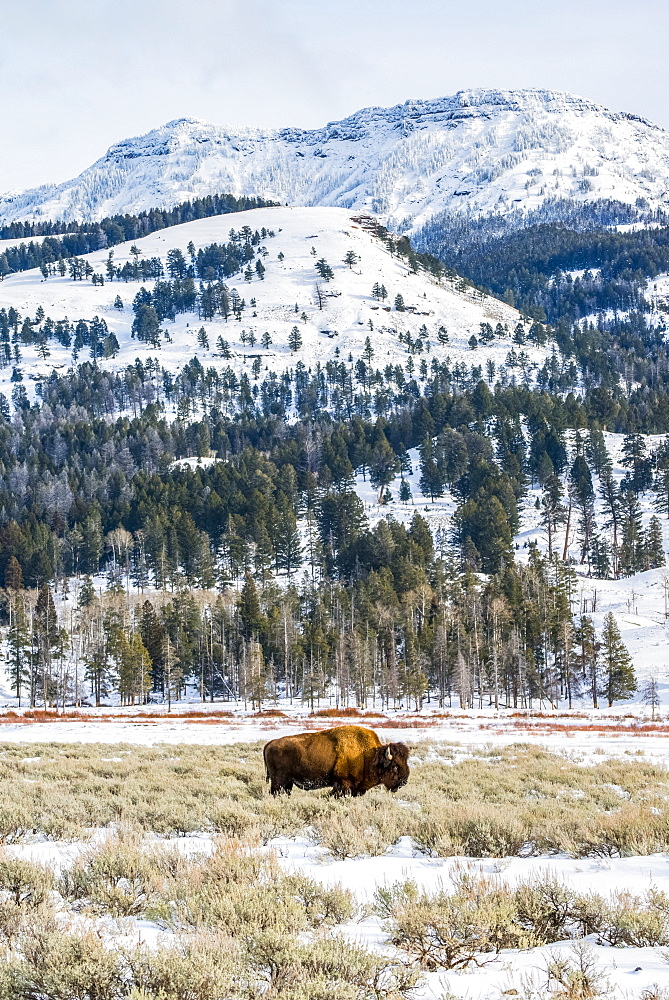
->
[1,0,666,192]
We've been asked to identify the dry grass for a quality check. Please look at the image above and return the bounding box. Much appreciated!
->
[0,741,665,862]
[498,720,669,735]
[311,707,386,718]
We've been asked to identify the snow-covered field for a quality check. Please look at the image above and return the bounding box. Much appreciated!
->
[0,698,668,761]
[276,839,669,999]
[2,729,669,999]
[5,829,669,998]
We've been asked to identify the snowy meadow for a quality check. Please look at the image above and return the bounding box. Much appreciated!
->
[0,730,665,998]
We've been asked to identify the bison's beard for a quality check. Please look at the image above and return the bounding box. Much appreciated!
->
[386,776,408,793]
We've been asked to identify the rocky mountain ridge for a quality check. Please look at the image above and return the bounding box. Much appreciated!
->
[2,89,669,232]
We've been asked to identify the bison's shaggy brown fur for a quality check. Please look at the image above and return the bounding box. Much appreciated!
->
[263,724,410,797]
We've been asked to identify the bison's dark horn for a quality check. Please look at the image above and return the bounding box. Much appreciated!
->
[385,746,393,761]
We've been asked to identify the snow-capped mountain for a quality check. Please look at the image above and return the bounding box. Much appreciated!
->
[3,89,669,231]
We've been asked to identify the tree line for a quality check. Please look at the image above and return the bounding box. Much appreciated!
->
[0,193,277,279]
[2,527,637,713]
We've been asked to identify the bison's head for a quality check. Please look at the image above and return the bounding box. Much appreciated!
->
[375,742,410,792]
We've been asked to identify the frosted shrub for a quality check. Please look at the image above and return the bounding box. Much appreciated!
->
[208,800,261,839]
[126,931,245,1000]
[58,834,165,917]
[378,867,534,971]
[0,805,32,844]
[247,932,419,1000]
[409,802,532,858]
[314,796,403,860]
[544,943,611,1000]
[641,987,669,1000]
[283,872,356,926]
[0,855,54,909]
[515,876,574,942]
[380,870,669,972]
[0,855,55,944]
[19,924,127,1000]
[572,805,669,858]
[167,841,354,937]
[574,888,669,947]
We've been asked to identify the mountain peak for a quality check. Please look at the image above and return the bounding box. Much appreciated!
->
[162,116,211,129]
[2,89,669,229]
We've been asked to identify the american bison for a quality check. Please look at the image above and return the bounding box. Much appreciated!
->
[263,724,410,797]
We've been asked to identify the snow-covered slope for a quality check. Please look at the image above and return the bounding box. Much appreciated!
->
[0,206,539,401]
[3,89,669,230]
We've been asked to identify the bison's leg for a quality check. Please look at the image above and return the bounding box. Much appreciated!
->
[270,779,292,796]
[330,780,352,798]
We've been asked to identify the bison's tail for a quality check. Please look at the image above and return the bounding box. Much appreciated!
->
[263,744,270,783]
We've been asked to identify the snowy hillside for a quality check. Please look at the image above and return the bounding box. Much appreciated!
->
[0,205,539,401]
[3,89,669,231]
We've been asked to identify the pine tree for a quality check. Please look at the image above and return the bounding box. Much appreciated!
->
[288,326,302,352]
[84,638,111,708]
[315,259,334,281]
[163,635,182,712]
[78,575,96,608]
[619,488,645,576]
[7,594,30,705]
[4,555,23,591]
[541,474,567,561]
[599,469,620,577]
[118,631,152,706]
[621,432,651,493]
[585,427,611,478]
[645,516,665,569]
[132,304,162,346]
[399,478,412,503]
[394,294,405,312]
[343,250,359,269]
[590,533,611,579]
[576,615,599,708]
[246,640,268,709]
[216,336,231,359]
[418,436,445,501]
[34,585,58,706]
[362,336,374,365]
[239,572,264,639]
[369,434,400,503]
[653,462,669,520]
[140,600,165,694]
[272,500,303,579]
[601,612,636,706]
